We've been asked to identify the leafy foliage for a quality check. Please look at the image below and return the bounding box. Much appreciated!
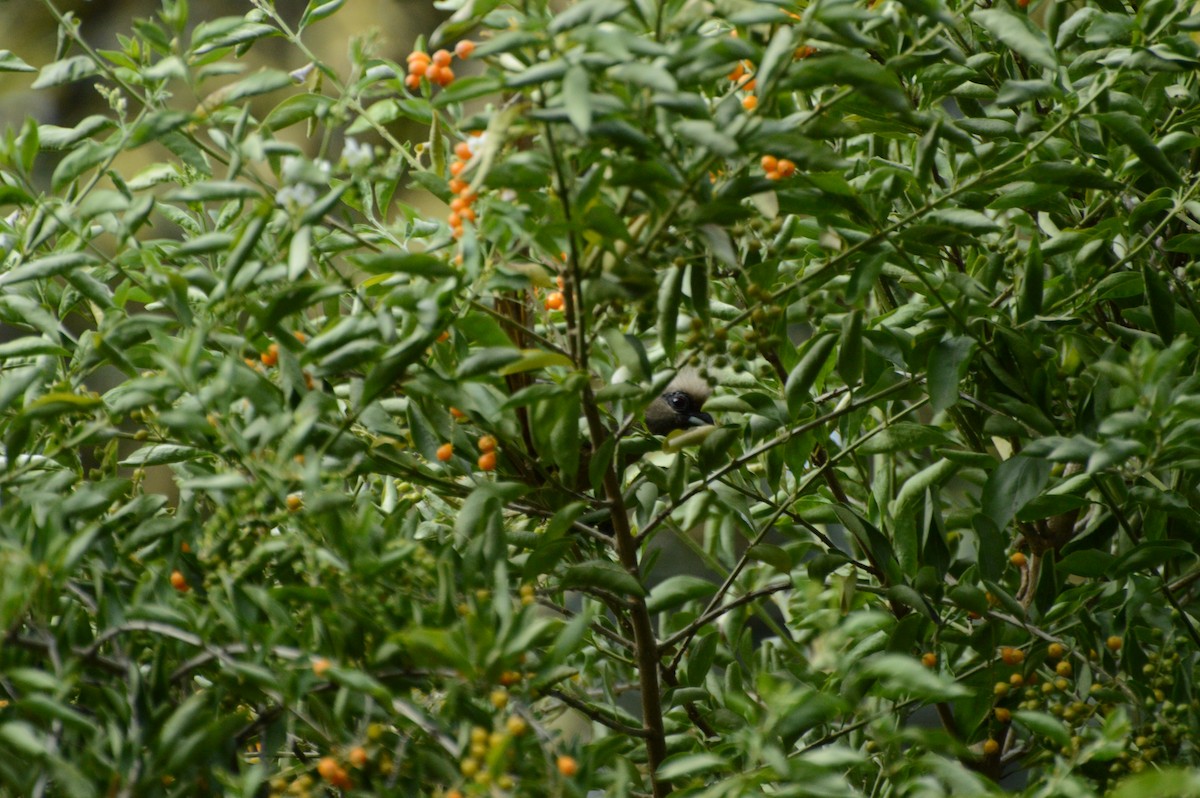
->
[1,0,1200,796]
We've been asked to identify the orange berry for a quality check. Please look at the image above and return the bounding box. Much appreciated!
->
[921,652,937,668]
[450,407,466,419]
[994,707,1012,723]
[348,747,367,768]
[777,158,796,178]
[446,791,464,798]
[170,570,189,592]
[795,45,816,59]
[766,170,781,181]
[448,178,467,194]
[556,274,565,290]
[436,443,454,462]
[437,330,451,342]
[1001,646,1025,665]
[408,59,428,77]
[450,197,466,213]
[293,331,307,343]
[506,715,527,736]
[432,49,452,67]
[556,755,578,777]
[1056,660,1072,677]
[982,739,1000,755]
[1106,635,1122,652]
[1010,551,1028,567]
[544,291,564,311]
[303,371,315,391]
[499,669,520,685]
[404,73,421,90]
[741,94,758,111]
[455,141,473,161]
[490,689,509,709]
[180,541,191,553]
[448,212,461,228]
[478,451,497,471]
[1048,643,1065,659]
[312,658,331,677]
[407,50,431,64]
[433,66,455,86]
[317,757,340,781]
[330,768,351,790]
[1010,673,1024,687]
[455,40,476,59]
[728,62,745,81]
[260,343,279,367]
[449,160,466,177]
[286,493,303,512]
[1016,0,1029,7]
[761,155,778,173]
[478,435,497,452]
[743,78,756,92]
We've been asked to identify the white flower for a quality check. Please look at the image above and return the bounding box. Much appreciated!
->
[277,183,318,211]
[466,132,487,156]
[281,155,306,184]
[343,137,372,169]
[289,63,316,83]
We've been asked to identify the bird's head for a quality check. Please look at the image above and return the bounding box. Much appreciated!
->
[644,371,713,435]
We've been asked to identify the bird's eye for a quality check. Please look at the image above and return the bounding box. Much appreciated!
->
[665,392,688,411]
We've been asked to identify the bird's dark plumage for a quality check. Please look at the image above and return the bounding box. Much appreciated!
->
[645,372,713,435]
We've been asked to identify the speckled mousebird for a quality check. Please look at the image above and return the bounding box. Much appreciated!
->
[644,371,713,435]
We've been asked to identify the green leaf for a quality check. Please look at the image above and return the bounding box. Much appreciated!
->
[981,455,1051,532]
[560,560,646,597]
[927,336,975,413]
[1094,112,1180,186]
[1018,236,1044,322]
[0,50,36,73]
[657,265,684,358]
[646,575,717,614]
[1014,711,1072,748]
[497,349,574,375]
[657,753,728,781]
[837,310,864,386]
[1143,264,1175,344]
[859,423,951,455]
[0,336,68,359]
[563,65,592,134]
[31,56,97,89]
[755,26,795,97]
[785,333,837,416]
[859,654,968,701]
[457,347,522,379]
[0,721,47,757]
[353,251,456,277]
[925,209,1001,234]
[972,8,1058,70]
[674,120,738,157]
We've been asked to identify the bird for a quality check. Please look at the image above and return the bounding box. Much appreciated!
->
[644,371,714,435]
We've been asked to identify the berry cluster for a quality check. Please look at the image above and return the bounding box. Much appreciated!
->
[447,138,482,238]
[405,40,475,91]
[544,275,566,311]
[761,155,796,180]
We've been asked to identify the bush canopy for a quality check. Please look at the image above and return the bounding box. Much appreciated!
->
[1,0,1200,796]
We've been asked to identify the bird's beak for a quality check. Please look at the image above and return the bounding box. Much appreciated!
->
[687,411,714,427]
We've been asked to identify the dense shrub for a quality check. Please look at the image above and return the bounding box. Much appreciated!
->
[1,0,1200,796]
